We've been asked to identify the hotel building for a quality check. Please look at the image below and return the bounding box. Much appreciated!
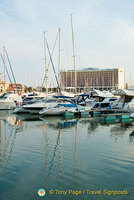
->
[61,67,125,91]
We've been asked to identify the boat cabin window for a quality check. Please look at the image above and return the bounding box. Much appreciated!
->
[3,96,8,100]
[99,97,105,102]
[130,98,134,103]
[124,96,133,103]
[101,103,110,108]
[55,104,61,108]
[93,103,110,108]
[109,98,117,101]
[93,103,99,108]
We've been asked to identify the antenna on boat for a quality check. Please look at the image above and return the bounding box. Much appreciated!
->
[70,14,77,94]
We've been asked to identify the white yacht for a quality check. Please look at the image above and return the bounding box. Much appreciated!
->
[21,93,77,114]
[84,89,118,109]
[13,92,68,114]
[91,96,118,109]
[22,98,58,114]
[0,93,22,110]
[14,92,46,113]
[127,98,134,112]
[39,101,93,116]
[39,102,78,115]
[112,89,134,112]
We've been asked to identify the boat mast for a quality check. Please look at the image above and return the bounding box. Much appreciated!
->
[44,31,48,94]
[70,14,77,94]
[58,28,61,94]
[3,46,6,92]
[130,74,132,90]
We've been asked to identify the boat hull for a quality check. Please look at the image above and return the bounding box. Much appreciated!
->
[40,109,65,116]
[0,102,16,110]
[13,105,29,113]
[39,107,76,116]
[23,107,43,114]
[23,102,58,114]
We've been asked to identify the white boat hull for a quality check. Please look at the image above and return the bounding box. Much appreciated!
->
[128,102,134,112]
[0,93,22,110]
[39,106,78,116]
[23,102,58,114]
[0,102,16,110]
[40,108,66,115]
[13,105,29,113]
[23,108,42,114]
[39,104,92,116]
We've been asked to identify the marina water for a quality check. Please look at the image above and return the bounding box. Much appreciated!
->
[0,111,134,200]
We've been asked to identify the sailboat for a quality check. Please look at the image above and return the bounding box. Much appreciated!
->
[0,48,22,110]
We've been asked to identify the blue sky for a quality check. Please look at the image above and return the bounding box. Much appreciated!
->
[0,0,134,87]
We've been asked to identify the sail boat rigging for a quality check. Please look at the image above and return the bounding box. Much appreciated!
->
[0,53,15,93]
[46,39,61,93]
[41,31,59,90]
[5,50,17,86]
[70,14,77,94]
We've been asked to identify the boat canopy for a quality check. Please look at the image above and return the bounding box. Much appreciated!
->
[112,89,134,96]
[59,103,77,107]
[92,89,113,98]
[53,95,73,99]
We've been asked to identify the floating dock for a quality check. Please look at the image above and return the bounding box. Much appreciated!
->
[63,108,132,123]
[102,113,131,124]
[64,112,74,119]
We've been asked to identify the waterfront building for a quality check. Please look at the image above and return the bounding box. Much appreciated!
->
[9,83,25,93]
[61,67,125,91]
[0,79,9,93]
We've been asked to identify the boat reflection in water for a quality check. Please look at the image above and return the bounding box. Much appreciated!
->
[108,121,134,142]
[0,110,22,126]
[40,116,78,129]
[0,111,23,173]
[42,117,78,190]
[0,111,134,200]
[0,111,78,178]
[129,130,134,143]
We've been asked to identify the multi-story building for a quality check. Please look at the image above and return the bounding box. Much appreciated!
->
[0,79,9,93]
[61,67,125,91]
[9,83,25,93]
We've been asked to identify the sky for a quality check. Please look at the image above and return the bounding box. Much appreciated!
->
[0,0,134,87]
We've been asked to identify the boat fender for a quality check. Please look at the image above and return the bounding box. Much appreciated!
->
[16,101,19,105]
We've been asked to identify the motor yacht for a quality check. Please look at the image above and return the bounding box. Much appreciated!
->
[112,89,134,112]
[22,98,60,114]
[0,93,22,110]
[14,92,46,113]
[84,89,118,109]
[39,102,78,115]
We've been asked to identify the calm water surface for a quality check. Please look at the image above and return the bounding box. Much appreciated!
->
[0,111,134,200]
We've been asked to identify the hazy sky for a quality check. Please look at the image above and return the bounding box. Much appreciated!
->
[0,0,134,87]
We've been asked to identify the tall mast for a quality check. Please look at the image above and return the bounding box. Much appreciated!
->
[130,74,131,90]
[70,14,77,94]
[58,28,61,94]
[3,46,6,92]
[44,31,48,94]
